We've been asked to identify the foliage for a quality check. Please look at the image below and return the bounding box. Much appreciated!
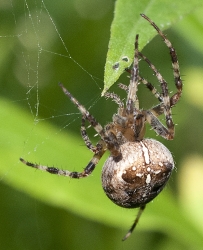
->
[103,0,203,93]
[0,0,203,250]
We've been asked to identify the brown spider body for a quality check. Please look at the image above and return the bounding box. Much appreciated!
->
[103,110,146,154]
[20,14,182,240]
[102,139,174,208]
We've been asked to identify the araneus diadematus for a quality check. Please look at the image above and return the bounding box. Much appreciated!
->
[20,14,182,240]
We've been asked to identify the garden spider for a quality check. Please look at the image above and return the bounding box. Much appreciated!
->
[20,14,182,240]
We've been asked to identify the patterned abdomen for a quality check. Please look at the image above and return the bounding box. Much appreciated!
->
[102,139,174,208]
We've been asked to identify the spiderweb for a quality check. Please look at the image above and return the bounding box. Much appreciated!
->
[1,3,192,248]
[0,0,114,167]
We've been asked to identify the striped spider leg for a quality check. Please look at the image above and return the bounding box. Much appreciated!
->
[19,34,140,179]
[140,14,182,135]
[141,13,182,108]
[120,15,183,239]
[124,14,183,140]
[20,83,109,178]
[20,14,182,241]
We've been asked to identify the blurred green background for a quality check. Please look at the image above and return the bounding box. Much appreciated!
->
[0,1,203,250]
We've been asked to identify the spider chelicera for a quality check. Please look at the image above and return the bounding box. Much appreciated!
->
[20,14,182,240]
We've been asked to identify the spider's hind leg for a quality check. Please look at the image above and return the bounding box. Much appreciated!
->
[122,205,146,241]
[20,142,106,178]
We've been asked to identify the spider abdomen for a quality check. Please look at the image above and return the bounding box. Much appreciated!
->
[101,139,174,208]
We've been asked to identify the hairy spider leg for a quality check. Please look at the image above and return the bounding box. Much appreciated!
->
[59,82,105,137]
[140,13,182,107]
[120,59,174,138]
[138,52,174,139]
[80,115,99,153]
[61,83,127,159]
[122,205,146,241]
[20,142,106,178]
[104,92,124,108]
[126,34,139,113]
[125,67,172,120]
[138,73,182,118]
[126,65,166,104]
[20,83,108,178]
[124,67,166,121]
[81,92,125,153]
[138,76,163,102]
[138,60,178,117]
[104,92,124,116]
[80,116,107,155]
[124,67,163,102]
[145,110,173,139]
[117,83,128,93]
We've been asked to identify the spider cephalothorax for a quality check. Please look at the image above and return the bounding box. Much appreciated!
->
[20,14,182,240]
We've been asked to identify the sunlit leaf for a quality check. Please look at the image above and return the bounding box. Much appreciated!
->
[103,0,203,94]
[0,98,203,248]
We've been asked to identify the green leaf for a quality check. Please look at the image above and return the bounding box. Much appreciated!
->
[174,8,203,54]
[103,0,203,94]
[1,98,203,248]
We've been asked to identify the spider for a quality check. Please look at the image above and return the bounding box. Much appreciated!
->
[20,14,182,240]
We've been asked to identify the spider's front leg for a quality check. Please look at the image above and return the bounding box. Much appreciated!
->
[139,52,174,139]
[20,141,106,178]
[141,13,182,107]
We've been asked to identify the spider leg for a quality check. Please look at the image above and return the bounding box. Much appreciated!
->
[125,66,163,103]
[20,141,106,178]
[138,51,180,117]
[138,55,177,117]
[126,34,139,113]
[104,91,124,116]
[144,110,173,139]
[81,115,102,153]
[117,83,128,93]
[138,52,174,139]
[104,92,124,108]
[59,83,122,157]
[141,13,182,106]
[150,103,165,117]
[122,205,146,241]
[139,76,163,102]
[59,82,105,138]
